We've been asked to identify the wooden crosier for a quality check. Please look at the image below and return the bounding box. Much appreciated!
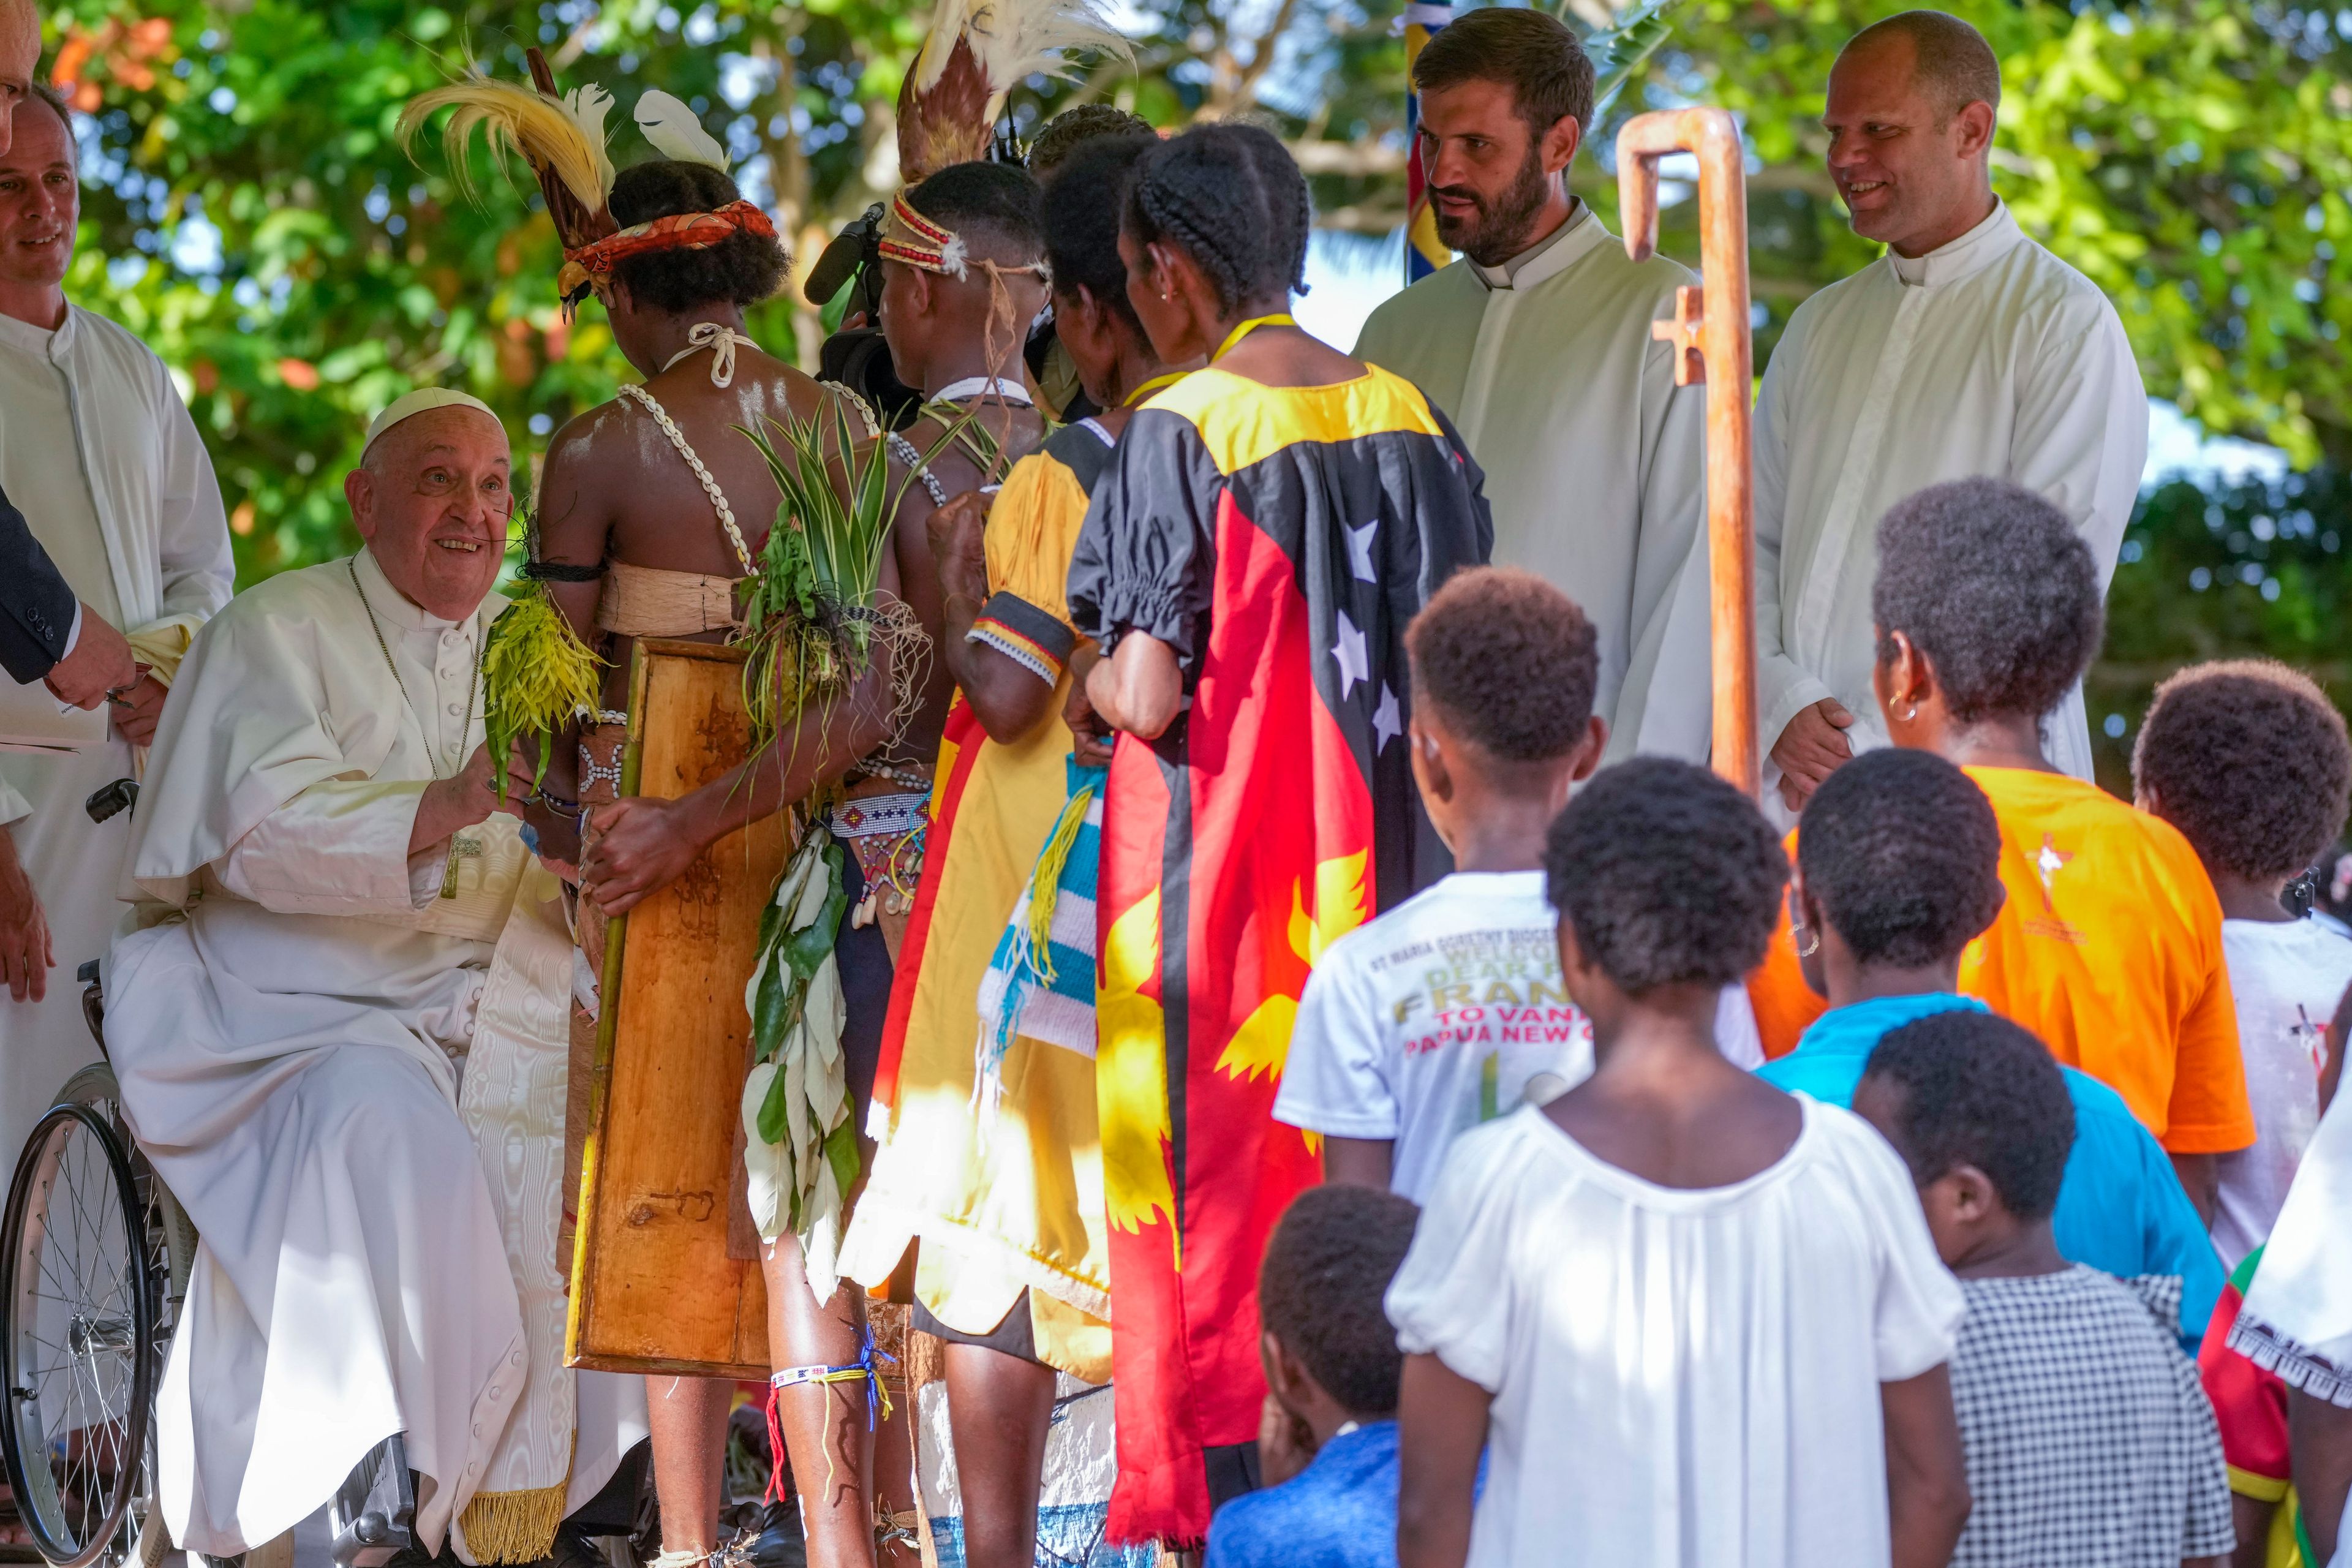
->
[1616,108,1759,797]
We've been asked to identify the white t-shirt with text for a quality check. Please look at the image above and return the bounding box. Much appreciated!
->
[1273,869,1762,1202]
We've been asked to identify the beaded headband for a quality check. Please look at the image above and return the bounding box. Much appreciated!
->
[877,188,1049,286]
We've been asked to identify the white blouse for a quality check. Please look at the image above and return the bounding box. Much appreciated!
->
[1387,1096,1964,1568]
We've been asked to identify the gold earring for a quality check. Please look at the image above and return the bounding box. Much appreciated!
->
[1898,702,1919,723]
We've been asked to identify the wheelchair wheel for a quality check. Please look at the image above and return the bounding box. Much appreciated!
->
[0,1098,159,1568]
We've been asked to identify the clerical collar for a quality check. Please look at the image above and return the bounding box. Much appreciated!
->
[1887,200,2021,289]
[352,544,479,635]
[1467,201,1603,293]
[0,301,72,361]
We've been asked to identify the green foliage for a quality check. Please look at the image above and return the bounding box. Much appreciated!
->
[36,0,2352,726]
[1629,1,2352,466]
[478,579,601,802]
[734,399,955,748]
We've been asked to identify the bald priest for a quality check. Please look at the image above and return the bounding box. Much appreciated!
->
[105,391,647,1564]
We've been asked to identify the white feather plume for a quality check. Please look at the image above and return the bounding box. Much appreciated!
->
[914,0,1131,99]
[558,83,615,156]
[634,89,731,172]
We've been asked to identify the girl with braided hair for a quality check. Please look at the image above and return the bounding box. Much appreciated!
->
[1066,121,1494,1543]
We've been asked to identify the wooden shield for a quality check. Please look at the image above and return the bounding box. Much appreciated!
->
[566,639,782,1376]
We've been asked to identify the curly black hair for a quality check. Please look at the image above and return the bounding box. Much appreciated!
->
[1406,567,1599,764]
[1042,134,1155,331]
[1798,748,2003,968]
[1124,123,1311,315]
[1862,1011,2075,1221]
[1028,104,1156,175]
[2133,658,2352,883]
[1545,756,1788,993]
[1871,477,2104,724]
[606,159,788,314]
[905,159,1046,265]
[1257,1184,1420,1417]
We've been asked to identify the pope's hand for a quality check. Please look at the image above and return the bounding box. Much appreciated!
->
[579,796,701,916]
[1769,698,1856,813]
[410,742,537,859]
[0,827,52,1005]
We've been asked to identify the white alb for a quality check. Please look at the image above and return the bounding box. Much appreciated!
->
[1354,204,1715,764]
[1752,200,2146,816]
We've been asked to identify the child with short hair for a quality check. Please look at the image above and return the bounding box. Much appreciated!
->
[1204,1184,1422,1568]
[1275,567,1759,1199]
[1762,746,2225,1351]
[1272,567,1599,1197]
[1391,758,1968,1568]
[1855,1011,2235,1568]
[2133,658,2352,1267]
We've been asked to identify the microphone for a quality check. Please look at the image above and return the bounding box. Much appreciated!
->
[804,204,884,306]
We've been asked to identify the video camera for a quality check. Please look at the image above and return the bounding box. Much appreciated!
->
[805,203,924,429]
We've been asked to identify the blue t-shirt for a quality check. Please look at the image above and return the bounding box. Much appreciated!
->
[1205,1420,1398,1568]
[1758,992,2224,1354]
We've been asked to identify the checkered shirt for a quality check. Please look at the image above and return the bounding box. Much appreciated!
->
[1948,1265,2234,1567]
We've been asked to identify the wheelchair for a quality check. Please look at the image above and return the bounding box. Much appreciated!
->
[0,785,652,1568]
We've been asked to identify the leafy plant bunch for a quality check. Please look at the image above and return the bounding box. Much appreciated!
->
[734,393,954,756]
[481,512,603,805]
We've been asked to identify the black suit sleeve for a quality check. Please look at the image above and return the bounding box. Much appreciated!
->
[0,478,77,684]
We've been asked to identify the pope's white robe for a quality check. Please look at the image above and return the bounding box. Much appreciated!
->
[106,549,645,1561]
[0,304,232,1161]
[1354,203,1713,762]
[1753,200,2147,812]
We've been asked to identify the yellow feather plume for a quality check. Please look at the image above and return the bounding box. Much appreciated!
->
[398,75,614,217]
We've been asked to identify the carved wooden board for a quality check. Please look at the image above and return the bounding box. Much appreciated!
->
[567,639,783,1377]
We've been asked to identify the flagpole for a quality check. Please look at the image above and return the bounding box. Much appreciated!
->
[1402,0,1453,284]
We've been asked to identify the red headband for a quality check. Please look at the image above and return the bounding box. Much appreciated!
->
[559,200,777,298]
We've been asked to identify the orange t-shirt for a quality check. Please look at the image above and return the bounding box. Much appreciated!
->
[1957,766,2252,1154]
[1749,829,1826,1060]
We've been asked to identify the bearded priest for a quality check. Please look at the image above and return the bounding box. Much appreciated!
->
[1354,7,1711,764]
[105,390,649,1564]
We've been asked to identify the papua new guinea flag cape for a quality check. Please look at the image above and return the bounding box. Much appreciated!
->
[1069,364,1492,1544]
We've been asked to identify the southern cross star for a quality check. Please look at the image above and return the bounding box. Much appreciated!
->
[1373,684,1403,749]
[1332,610,1370,698]
[1345,518,1379,584]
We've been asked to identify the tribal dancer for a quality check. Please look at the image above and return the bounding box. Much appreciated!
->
[838,132,1180,1568]
[1067,124,1493,1545]
[401,69,911,1568]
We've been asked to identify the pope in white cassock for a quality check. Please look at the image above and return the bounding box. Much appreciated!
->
[1355,7,1711,763]
[106,390,647,1563]
[1753,11,2146,818]
[0,86,233,1163]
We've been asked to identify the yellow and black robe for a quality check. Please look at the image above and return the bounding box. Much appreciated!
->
[1068,364,1493,1543]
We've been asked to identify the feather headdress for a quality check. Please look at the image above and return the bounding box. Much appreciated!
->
[396,56,617,251]
[897,0,1129,182]
[634,88,731,173]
